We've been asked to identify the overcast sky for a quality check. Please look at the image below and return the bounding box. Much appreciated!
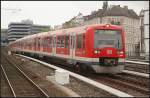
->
[1,1,149,29]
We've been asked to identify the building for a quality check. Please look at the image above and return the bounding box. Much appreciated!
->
[8,20,50,43]
[103,5,140,57]
[54,25,62,30]
[84,1,107,25]
[84,9,104,25]
[8,21,32,42]
[1,29,8,46]
[30,25,51,34]
[139,9,149,59]
[73,12,84,26]
[62,12,84,29]
[84,2,141,57]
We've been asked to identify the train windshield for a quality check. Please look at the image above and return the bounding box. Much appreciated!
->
[94,30,122,50]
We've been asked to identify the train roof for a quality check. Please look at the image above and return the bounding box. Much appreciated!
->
[10,24,123,44]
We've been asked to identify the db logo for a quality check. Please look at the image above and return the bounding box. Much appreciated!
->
[107,50,112,54]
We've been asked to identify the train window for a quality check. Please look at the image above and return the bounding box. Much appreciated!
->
[34,38,36,47]
[57,35,65,48]
[35,38,37,49]
[83,34,85,49]
[40,38,43,48]
[41,38,44,47]
[73,35,76,49]
[38,38,40,48]
[43,37,46,47]
[45,37,47,47]
[60,36,65,48]
[45,37,49,47]
[65,35,69,48]
[49,37,52,47]
[94,30,122,50]
[77,34,82,49]
[53,36,56,47]
[70,35,73,49]
[57,36,61,47]
[76,33,85,49]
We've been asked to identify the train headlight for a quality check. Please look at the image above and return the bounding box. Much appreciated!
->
[94,50,98,54]
[106,24,110,27]
[94,50,100,54]
[120,51,123,54]
[117,51,123,54]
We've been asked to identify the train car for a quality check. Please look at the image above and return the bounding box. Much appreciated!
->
[9,24,126,74]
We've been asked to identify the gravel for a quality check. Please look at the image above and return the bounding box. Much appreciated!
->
[13,54,115,97]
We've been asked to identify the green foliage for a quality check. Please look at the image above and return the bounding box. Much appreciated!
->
[40,27,50,32]
[111,21,121,25]
[63,19,79,29]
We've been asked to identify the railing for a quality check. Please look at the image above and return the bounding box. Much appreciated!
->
[126,51,149,60]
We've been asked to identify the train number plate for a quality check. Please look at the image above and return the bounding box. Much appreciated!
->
[107,50,112,54]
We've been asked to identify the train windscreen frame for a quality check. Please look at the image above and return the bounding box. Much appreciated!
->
[94,29,123,50]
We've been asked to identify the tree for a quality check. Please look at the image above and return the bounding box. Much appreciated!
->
[103,1,108,10]
[111,21,121,25]
[40,28,50,32]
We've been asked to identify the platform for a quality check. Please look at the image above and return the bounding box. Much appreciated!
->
[16,54,133,97]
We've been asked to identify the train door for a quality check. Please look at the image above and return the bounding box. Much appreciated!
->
[41,37,44,52]
[46,37,49,53]
[35,37,38,51]
[34,37,36,51]
[52,34,56,56]
[47,36,52,53]
[37,37,40,51]
[70,33,76,60]
[43,37,47,52]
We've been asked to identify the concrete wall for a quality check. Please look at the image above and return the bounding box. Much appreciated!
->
[144,10,149,59]
[84,17,101,25]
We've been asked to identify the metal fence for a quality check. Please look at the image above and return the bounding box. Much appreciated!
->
[126,51,149,60]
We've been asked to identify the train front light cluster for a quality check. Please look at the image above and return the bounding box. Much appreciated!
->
[117,51,123,54]
[106,24,110,27]
[94,50,100,54]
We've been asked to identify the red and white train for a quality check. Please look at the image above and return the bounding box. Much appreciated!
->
[9,24,126,74]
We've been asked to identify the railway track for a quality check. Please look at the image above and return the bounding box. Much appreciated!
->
[127,58,149,63]
[19,53,149,97]
[1,67,14,97]
[2,46,149,97]
[1,53,49,97]
[87,73,149,97]
[44,57,149,96]
[125,62,149,74]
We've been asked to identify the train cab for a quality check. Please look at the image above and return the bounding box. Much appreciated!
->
[85,24,126,73]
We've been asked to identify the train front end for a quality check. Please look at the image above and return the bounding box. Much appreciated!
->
[90,24,126,74]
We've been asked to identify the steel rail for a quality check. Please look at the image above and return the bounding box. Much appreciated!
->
[125,60,149,65]
[1,64,16,97]
[15,54,133,97]
[13,62,49,97]
[3,54,49,97]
